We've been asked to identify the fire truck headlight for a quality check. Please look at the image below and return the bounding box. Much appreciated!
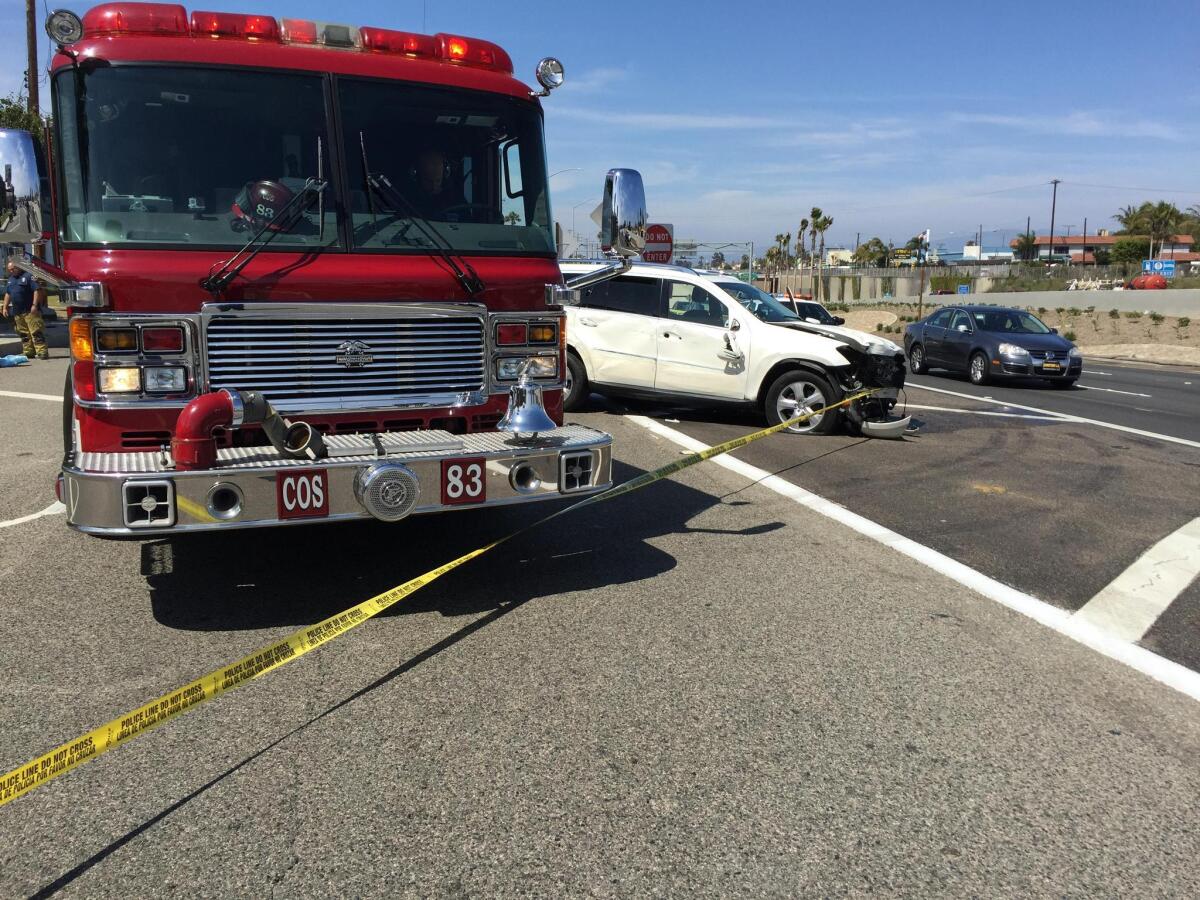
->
[97,367,142,394]
[144,366,188,393]
[497,355,557,380]
[535,58,564,92]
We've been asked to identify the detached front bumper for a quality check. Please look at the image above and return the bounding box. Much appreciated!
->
[61,425,612,536]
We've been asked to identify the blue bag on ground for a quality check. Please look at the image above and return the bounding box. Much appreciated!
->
[1,354,30,367]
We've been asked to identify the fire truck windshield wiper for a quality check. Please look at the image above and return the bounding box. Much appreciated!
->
[201,177,327,297]
[364,172,485,297]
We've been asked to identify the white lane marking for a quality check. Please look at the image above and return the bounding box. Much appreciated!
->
[1074,518,1200,641]
[0,501,66,529]
[903,404,1064,421]
[905,382,1200,450]
[1077,385,1152,398]
[0,389,63,403]
[628,414,1200,703]
[1084,370,1112,376]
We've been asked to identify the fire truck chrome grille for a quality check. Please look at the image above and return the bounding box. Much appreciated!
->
[204,316,487,410]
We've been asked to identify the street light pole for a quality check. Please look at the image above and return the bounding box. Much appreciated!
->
[1048,179,1061,265]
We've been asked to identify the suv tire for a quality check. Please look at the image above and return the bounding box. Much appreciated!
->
[765,369,841,435]
[563,352,589,412]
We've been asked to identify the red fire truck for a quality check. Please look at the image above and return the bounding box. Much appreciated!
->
[1,3,648,535]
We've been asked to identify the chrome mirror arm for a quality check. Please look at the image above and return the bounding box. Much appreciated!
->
[9,253,108,308]
[564,255,633,290]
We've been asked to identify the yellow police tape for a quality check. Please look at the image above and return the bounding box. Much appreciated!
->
[0,389,877,808]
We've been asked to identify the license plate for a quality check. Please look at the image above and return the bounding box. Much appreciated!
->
[276,469,329,519]
[1042,361,1061,371]
[442,458,487,505]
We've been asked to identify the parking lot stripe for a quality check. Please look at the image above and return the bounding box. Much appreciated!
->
[0,390,63,403]
[1077,385,1152,398]
[1073,517,1200,642]
[0,501,65,529]
[903,404,1064,421]
[905,382,1200,450]
[627,414,1200,703]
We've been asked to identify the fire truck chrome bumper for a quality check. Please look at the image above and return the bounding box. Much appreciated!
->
[61,425,612,536]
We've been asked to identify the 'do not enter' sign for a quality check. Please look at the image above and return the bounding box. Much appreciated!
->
[642,223,674,263]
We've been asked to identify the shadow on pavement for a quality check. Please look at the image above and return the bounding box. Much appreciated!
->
[146,459,781,631]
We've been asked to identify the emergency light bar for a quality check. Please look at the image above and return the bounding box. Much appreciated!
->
[72,3,514,73]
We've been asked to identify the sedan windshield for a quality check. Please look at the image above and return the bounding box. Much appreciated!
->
[55,66,337,248]
[719,281,799,323]
[971,309,1053,334]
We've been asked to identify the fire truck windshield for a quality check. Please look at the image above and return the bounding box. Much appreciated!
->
[53,65,555,257]
[340,78,554,255]
[55,66,338,249]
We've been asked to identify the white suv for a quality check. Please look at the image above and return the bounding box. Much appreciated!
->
[560,262,909,436]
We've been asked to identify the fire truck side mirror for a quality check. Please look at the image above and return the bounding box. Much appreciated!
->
[0,129,46,245]
[600,168,647,258]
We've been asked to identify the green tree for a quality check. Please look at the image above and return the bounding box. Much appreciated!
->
[739,253,750,270]
[710,250,725,268]
[0,95,44,133]
[1110,237,1149,265]
[1012,231,1037,262]
[853,237,888,266]
[1114,203,1148,234]
[1144,200,1183,258]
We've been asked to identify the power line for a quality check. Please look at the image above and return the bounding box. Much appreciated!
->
[1063,181,1200,196]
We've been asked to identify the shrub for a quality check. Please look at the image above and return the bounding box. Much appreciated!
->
[1085,306,1095,313]
[1149,312,1164,324]
[1067,307,1081,317]
[1125,310,1143,319]
[1055,307,1065,314]
[1037,307,1047,315]
[1063,330,1077,341]
[1109,308,1120,319]
[1179,317,1191,328]
[876,322,885,331]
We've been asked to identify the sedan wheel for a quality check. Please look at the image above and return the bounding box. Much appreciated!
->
[909,344,927,375]
[969,351,989,385]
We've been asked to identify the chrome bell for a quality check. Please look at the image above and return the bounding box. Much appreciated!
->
[498,365,556,441]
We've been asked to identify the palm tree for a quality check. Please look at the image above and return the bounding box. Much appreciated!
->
[797,218,809,263]
[809,207,822,295]
[772,233,786,274]
[1114,203,1147,234]
[815,216,833,301]
[1012,231,1037,262]
[1145,201,1183,258]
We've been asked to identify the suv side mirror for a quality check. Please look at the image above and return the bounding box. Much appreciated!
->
[832,315,845,325]
[601,168,646,258]
[0,129,46,245]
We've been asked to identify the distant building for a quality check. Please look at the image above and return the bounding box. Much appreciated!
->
[962,240,1014,262]
[1012,233,1196,263]
[824,247,853,266]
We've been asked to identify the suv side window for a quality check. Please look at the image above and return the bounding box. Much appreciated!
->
[929,309,953,328]
[664,281,729,328]
[579,275,661,316]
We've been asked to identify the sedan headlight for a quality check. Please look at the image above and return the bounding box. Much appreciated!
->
[997,343,1031,359]
[1068,346,1082,358]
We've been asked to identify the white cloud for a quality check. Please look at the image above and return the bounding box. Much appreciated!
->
[562,67,632,95]
[950,111,1183,141]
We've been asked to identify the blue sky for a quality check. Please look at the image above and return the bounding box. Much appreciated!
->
[4,0,1198,254]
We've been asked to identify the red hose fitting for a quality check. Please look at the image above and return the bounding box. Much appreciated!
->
[171,390,236,470]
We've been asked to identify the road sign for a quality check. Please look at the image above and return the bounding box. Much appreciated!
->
[957,284,970,295]
[1142,259,1176,278]
[642,223,674,264]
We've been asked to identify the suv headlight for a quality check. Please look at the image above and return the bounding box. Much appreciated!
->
[998,343,1030,359]
[1068,346,1082,358]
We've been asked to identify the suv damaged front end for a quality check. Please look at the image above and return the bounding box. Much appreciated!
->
[832,341,910,438]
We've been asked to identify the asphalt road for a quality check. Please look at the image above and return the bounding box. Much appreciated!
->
[908,357,1200,444]
[3,350,1200,897]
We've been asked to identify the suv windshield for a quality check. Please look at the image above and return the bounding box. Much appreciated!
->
[717,280,799,323]
[55,66,337,248]
[972,309,1053,334]
[340,79,554,255]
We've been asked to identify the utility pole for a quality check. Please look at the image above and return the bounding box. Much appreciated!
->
[1048,179,1061,266]
[1024,215,1031,263]
[1081,217,1087,267]
[25,0,39,113]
